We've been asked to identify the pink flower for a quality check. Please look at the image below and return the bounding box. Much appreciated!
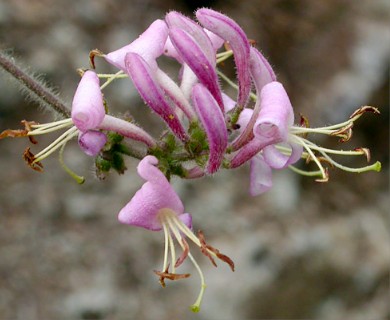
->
[71,70,105,132]
[118,156,234,312]
[230,82,303,194]
[118,155,191,231]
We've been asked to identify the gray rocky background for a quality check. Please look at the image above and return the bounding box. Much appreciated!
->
[0,0,389,319]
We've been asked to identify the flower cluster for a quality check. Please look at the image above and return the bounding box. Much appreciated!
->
[0,8,381,312]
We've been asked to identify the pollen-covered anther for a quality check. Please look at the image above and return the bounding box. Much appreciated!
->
[330,122,354,142]
[0,128,29,139]
[175,238,189,268]
[299,114,309,126]
[304,154,333,167]
[154,265,191,288]
[0,120,38,144]
[23,147,43,172]
[315,167,329,183]
[197,230,235,271]
[354,147,371,162]
[349,106,380,119]
[21,120,39,144]
[89,49,104,69]
[316,156,334,166]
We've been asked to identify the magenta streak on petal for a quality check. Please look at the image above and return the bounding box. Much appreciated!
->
[169,27,224,110]
[78,130,107,157]
[125,52,188,142]
[192,84,227,174]
[229,136,276,169]
[71,70,105,132]
[166,11,216,64]
[104,19,168,71]
[231,47,277,150]
[98,115,156,147]
[249,155,273,196]
[196,8,251,108]
[118,156,187,231]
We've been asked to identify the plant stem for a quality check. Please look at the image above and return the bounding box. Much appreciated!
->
[0,51,70,118]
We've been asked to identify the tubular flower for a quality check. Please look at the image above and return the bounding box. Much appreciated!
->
[169,26,224,110]
[192,83,228,174]
[229,82,302,194]
[166,11,224,109]
[124,52,188,141]
[231,46,277,150]
[165,11,217,64]
[118,156,234,312]
[196,8,251,108]
[244,82,303,195]
[71,70,105,132]
[229,81,380,193]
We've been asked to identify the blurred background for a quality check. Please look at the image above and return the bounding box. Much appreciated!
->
[0,0,389,319]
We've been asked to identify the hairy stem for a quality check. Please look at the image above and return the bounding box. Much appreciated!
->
[0,51,70,118]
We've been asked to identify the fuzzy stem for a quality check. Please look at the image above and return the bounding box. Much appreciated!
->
[0,51,70,118]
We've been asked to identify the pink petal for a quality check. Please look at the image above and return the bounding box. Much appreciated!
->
[125,52,188,141]
[98,115,156,148]
[204,29,224,51]
[249,155,273,196]
[163,37,183,63]
[222,93,236,112]
[250,47,276,93]
[253,82,294,143]
[262,143,303,169]
[71,70,105,132]
[166,11,216,64]
[169,26,223,109]
[192,84,228,174]
[118,156,185,231]
[78,130,107,156]
[231,48,276,149]
[196,8,251,108]
[105,19,168,71]
[236,108,253,130]
[179,64,198,99]
[230,138,273,169]
[179,213,193,230]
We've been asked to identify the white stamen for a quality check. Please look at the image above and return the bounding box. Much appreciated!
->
[34,126,78,162]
